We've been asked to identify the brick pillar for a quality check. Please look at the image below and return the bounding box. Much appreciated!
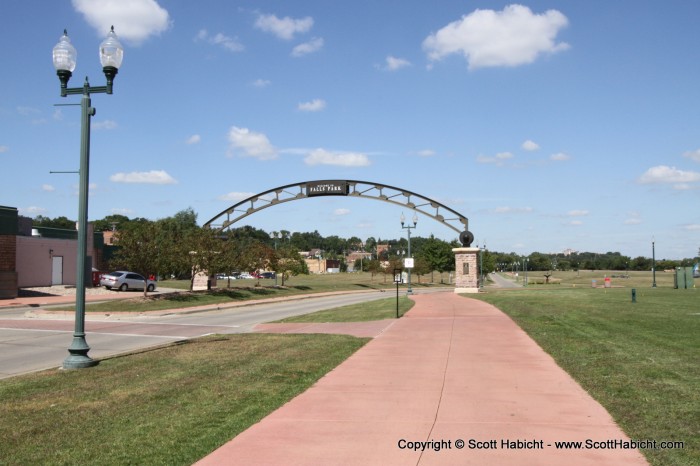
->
[452,247,479,293]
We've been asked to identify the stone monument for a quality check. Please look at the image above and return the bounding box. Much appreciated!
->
[453,229,479,293]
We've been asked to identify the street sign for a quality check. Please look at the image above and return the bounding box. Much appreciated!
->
[404,258,414,269]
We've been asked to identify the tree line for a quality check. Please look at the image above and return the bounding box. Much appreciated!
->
[32,210,699,289]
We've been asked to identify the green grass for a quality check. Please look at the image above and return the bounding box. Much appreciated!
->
[276,295,415,322]
[0,333,368,466]
[473,287,699,466]
[500,269,680,289]
[76,272,446,314]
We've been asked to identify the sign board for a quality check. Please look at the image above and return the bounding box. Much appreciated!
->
[404,258,414,269]
[306,181,349,197]
[393,268,402,283]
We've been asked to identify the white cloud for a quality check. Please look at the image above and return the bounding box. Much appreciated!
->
[334,208,351,216]
[93,120,118,130]
[255,14,313,40]
[72,183,98,196]
[550,152,571,161]
[195,29,243,52]
[292,37,324,57]
[684,224,700,231]
[638,165,700,185]
[522,140,540,151]
[384,56,412,71]
[20,206,48,216]
[227,127,277,160]
[568,210,589,217]
[17,106,40,116]
[186,134,201,144]
[0,146,8,153]
[72,0,170,45]
[252,78,271,88]
[218,192,255,202]
[298,99,326,112]
[567,220,584,226]
[683,149,700,162]
[417,149,436,157]
[111,208,134,215]
[476,151,513,165]
[494,206,533,214]
[304,148,370,167]
[110,170,177,184]
[423,4,569,70]
[42,184,55,192]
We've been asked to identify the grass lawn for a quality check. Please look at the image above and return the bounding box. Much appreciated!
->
[473,287,699,466]
[0,333,368,466]
[500,269,679,289]
[74,272,446,314]
[276,295,415,322]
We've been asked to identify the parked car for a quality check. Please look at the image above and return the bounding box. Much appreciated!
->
[260,271,276,279]
[100,271,157,292]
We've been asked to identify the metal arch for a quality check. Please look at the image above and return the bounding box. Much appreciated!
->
[204,179,470,239]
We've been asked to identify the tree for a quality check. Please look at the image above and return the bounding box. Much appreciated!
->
[418,235,454,281]
[178,228,224,291]
[244,242,274,285]
[33,215,76,230]
[92,214,132,232]
[110,221,163,297]
[366,259,382,281]
[412,256,431,283]
[271,245,306,286]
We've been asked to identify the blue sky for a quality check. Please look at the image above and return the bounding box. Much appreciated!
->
[1,1,699,259]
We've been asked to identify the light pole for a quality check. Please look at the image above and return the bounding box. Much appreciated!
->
[53,27,124,369]
[524,257,529,286]
[652,236,657,288]
[400,212,418,294]
[270,231,279,285]
[478,242,486,289]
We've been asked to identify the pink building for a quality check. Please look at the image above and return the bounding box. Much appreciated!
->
[0,206,103,298]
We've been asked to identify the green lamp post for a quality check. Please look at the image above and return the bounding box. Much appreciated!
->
[53,27,124,369]
[400,212,418,294]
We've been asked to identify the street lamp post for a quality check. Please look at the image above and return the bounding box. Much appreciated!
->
[524,257,529,286]
[652,237,657,288]
[478,242,486,289]
[400,213,418,294]
[53,28,124,369]
[270,231,279,285]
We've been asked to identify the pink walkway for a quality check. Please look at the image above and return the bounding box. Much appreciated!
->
[195,292,648,466]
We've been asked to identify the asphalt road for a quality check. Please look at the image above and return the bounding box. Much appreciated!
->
[489,272,523,288]
[0,289,444,379]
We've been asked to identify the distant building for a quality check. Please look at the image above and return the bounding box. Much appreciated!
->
[0,205,106,298]
[562,248,578,256]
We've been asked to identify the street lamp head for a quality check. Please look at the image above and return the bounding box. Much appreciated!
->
[53,30,77,95]
[400,212,405,227]
[412,213,418,227]
[99,26,124,94]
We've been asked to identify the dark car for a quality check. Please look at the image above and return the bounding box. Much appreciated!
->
[100,271,157,292]
[260,271,276,279]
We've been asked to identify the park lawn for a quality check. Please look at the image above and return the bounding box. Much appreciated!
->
[0,333,368,466]
[276,295,415,322]
[473,287,699,466]
[77,286,302,314]
[75,272,443,314]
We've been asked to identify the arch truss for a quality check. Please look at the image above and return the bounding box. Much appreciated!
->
[204,180,474,246]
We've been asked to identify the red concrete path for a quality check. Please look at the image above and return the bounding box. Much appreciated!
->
[196,292,649,466]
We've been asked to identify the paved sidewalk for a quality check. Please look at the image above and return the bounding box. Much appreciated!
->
[196,292,648,466]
